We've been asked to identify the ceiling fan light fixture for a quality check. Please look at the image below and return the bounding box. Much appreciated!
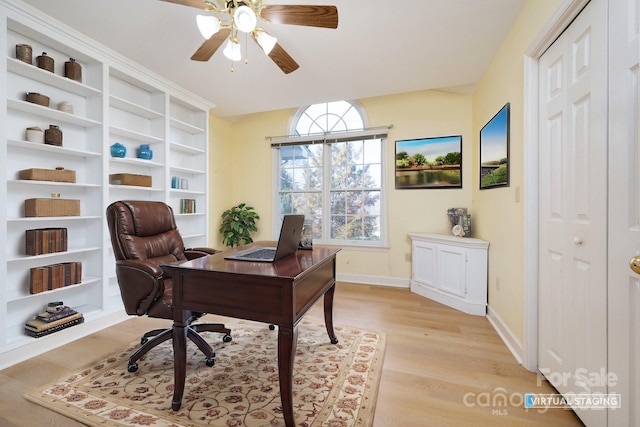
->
[234,5,257,33]
[196,14,221,39]
[255,30,277,55]
[222,37,242,61]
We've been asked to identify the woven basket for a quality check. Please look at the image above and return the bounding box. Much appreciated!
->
[26,92,50,107]
[16,44,32,64]
[18,167,76,183]
[109,173,152,187]
[24,198,80,217]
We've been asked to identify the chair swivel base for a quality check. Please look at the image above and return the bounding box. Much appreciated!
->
[127,324,232,372]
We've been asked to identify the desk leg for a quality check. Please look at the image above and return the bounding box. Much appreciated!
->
[324,283,339,344]
[171,320,188,411]
[278,325,298,427]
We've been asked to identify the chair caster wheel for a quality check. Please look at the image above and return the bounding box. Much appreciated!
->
[269,324,276,330]
[140,337,148,345]
[128,362,138,372]
[205,358,215,367]
[223,334,232,343]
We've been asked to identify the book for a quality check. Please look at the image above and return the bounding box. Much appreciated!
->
[25,311,83,332]
[35,306,77,322]
[24,316,84,338]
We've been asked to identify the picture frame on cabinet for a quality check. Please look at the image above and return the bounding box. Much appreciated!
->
[395,135,462,189]
[480,103,510,189]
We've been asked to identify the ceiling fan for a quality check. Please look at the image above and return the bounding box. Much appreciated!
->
[160,0,338,74]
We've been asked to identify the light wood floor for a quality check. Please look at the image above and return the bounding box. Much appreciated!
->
[0,283,583,427]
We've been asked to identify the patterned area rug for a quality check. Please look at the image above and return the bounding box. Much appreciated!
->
[25,319,386,427]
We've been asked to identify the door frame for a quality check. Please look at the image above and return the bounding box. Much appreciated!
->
[522,0,591,372]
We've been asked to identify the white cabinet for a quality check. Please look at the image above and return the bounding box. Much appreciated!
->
[409,233,489,316]
[0,1,213,367]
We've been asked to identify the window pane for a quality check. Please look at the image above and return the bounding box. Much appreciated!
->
[363,164,381,188]
[363,139,381,163]
[330,191,346,214]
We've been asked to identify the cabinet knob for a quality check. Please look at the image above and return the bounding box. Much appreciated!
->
[573,236,583,245]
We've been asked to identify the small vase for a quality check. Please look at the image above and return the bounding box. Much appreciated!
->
[137,144,153,160]
[110,142,126,158]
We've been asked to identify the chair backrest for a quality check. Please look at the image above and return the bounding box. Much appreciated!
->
[106,200,188,265]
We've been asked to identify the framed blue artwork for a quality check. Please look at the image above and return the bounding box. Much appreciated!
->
[480,103,510,189]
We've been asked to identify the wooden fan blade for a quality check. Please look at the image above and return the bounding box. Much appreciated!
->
[159,0,209,10]
[267,42,300,74]
[191,28,232,61]
[260,5,338,29]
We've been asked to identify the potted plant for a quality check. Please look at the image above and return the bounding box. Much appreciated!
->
[219,203,260,247]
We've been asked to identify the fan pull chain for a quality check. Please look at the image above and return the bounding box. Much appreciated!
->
[244,32,249,65]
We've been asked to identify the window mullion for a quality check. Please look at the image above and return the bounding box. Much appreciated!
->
[321,142,332,242]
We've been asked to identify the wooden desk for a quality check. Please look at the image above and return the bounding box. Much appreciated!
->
[163,243,340,427]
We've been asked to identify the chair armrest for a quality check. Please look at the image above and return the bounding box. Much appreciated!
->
[115,260,165,316]
[185,247,221,260]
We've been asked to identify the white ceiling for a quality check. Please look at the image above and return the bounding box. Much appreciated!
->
[21,0,526,120]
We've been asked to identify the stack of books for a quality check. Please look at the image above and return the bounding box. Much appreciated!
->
[29,261,82,294]
[24,305,84,338]
[180,198,196,213]
[25,227,68,255]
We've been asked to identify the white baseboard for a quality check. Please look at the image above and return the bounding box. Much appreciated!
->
[337,273,410,288]
[0,310,128,371]
[487,305,523,365]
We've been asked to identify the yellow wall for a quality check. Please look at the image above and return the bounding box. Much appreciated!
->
[210,90,473,279]
[471,0,563,340]
[208,0,563,346]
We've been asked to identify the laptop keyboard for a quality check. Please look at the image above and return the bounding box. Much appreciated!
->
[243,248,276,260]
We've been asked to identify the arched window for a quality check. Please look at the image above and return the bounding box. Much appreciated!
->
[272,101,386,245]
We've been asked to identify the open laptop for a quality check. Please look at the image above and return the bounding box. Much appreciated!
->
[224,214,305,262]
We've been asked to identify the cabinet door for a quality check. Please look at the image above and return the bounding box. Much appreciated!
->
[437,246,466,297]
[412,241,435,288]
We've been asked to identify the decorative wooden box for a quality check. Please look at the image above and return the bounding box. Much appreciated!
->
[24,198,80,217]
[18,167,76,183]
[109,173,152,187]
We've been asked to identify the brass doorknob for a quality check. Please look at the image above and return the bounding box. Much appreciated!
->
[631,256,640,275]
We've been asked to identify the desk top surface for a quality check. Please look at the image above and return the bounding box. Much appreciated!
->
[167,242,340,279]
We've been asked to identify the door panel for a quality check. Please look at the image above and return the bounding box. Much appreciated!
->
[608,0,640,425]
[538,1,607,426]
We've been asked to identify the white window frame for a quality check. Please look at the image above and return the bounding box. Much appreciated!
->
[270,101,389,248]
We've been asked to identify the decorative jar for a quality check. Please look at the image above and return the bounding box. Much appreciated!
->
[110,142,126,158]
[25,126,44,143]
[137,144,153,160]
[64,58,82,82]
[16,44,32,64]
[36,52,54,73]
[44,125,63,146]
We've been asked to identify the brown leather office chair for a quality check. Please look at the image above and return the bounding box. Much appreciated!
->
[106,200,231,372]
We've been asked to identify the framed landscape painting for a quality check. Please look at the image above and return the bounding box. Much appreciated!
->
[480,103,510,189]
[395,135,462,189]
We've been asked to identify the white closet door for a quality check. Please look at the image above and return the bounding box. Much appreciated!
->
[608,0,640,425]
[538,1,608,426]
